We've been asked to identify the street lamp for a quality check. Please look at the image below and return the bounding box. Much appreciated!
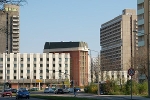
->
[89,49,100,95]
[133,30,150,96]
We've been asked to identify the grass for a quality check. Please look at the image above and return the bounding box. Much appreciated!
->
[31,95,98,100]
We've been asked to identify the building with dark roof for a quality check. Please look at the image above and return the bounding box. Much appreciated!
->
[43,41,89,86]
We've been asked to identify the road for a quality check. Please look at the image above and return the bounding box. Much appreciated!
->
[0,96,45,100]
[30,91,150,100]
[0,91,149,100]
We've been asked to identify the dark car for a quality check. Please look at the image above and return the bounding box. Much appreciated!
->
[16,89,30,99]
[11,88,17,93]
[54,89,64,94]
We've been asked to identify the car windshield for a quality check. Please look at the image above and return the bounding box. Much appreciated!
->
[4,90,11,92]
[45,88,49,90]
[20,90,28,92]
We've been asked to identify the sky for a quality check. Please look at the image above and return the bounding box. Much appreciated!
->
[19,0,137,56]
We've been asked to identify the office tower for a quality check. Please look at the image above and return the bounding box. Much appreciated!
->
[0,4,20,53]
[137,0,150,82]
[100,9,137,73]
[43,41,89,86]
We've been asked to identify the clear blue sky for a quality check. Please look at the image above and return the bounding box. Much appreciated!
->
[20,0,137,56]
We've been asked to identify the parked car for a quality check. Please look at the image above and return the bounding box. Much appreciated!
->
[63,88,69,93]
[1,89,12,97]
[16,89,30,99]
[54,88,64,94]
[44,88,54,93]
[28,87,38,91]
[68,88,74,93]
[10,88,17,93]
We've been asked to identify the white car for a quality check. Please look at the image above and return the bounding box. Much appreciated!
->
[44,88,54,93]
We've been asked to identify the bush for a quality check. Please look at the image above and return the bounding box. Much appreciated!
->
[84,83,97,94]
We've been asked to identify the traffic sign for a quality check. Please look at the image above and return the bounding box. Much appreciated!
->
[128,68,135,76]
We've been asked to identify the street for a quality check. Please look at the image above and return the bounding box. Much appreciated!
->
[29,91,150,100]
[0,91,149,100]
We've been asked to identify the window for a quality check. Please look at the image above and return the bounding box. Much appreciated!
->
[47,58,49,61]
[53,64,55,67]
[34,64,36,67]
[14,58,17,61]
[27,76,30,79]
[34,70,36,73]
[0,70,2,73]
[59,64,61,67]
[0,58,3,61]
[53,70,55,73]
[20,76,23,78]
[14,64,17,67]
[21,70,23,73]
[27,64,30,67]
[53,58,55,61]
[65,58,68,62]
[27,70,30,73]
[40,58,43,61]
[46,76,49,79]
[7,64,10,67]
[27,58,30,61]
[40,64,43,67]
[40,70,43,73]
[7,58,10,61]
[14,70,16,73]
[59,58,62,62]
[21,64,23,67]
[34,76,36,79]
[46,64,49,67]
[59,70,61,73]
[14,76,16,79]
[0,76,2,79]
[7,76,9,79]
[40,76,43,79]
[65,64,68,67]
[34,58,36,61]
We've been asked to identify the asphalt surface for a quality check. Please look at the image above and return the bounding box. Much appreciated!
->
[0,91,150,100]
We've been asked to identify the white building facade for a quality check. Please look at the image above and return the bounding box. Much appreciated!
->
[0,53,70,88]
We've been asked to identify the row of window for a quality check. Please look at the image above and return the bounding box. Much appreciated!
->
[0,75,68,80]
[0,58,69,62]
[2,64,68,68]
[0,69,68,74]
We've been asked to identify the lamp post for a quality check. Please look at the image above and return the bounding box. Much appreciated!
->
[133,30,150,96]
[89,49,100,95]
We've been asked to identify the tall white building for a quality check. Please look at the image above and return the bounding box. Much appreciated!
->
[0,53,70,89]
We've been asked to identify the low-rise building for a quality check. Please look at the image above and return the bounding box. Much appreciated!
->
[0,53,70,89]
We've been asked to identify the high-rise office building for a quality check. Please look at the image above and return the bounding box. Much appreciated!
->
[100,9,137,73]
[0,4,20,53]
[137,0,150,81]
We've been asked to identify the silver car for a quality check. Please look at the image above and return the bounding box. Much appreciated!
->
[44,88,54,93]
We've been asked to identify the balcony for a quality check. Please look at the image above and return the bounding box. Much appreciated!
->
[13,39,19,42]
[13,43,18,45]
[13,31,19,34]
[138,30,145,36]
[12,19,19,22]
[137,8,144,15]
[13,27,19,30]
[138,40,145,47]
[138,19,144,26]
[137,0,144,4]
[13,23,19,26]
